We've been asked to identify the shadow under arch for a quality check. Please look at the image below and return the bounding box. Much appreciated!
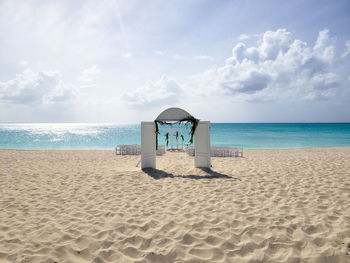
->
[142,167,241,181]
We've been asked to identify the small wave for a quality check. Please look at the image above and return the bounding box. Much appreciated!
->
[50,138,64,142]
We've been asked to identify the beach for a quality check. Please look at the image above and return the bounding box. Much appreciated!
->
[1,148,350,263]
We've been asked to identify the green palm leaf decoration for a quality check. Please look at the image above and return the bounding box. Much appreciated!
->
[165,132,169,147]
[154,117,199,149]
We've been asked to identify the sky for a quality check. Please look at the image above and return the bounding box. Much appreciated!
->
[0,0,350,123]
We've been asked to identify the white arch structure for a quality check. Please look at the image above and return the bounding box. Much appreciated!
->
[141,107,211,169]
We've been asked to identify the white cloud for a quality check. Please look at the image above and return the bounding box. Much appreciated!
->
[193,55,213,60]
[0,69,77,105]
[171,53,214,60]
[191,28,342,102]
[122,75,182,108]
[174,54,213,60]
[313,29,335,62]
[78,65,101,85]
[150,51,213,60]
[82,65,101,75]
[121,52,132,58]
[260,29,293,60]
[154,50,164,55]
[238,33,261,41]
[342,40,350,58]
[173,54,186,60]
[19,60,29,67]
[0,0,127,73]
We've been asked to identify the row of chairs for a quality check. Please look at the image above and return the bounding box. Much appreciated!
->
[115,144,140,155]
[185,146,243,157]
[116,144,243,157]
[211,146,243,157]
[115,145,165,156]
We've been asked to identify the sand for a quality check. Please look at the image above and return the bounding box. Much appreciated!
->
[1,148,350,263]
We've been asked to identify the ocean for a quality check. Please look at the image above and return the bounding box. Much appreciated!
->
[0,123,350,150]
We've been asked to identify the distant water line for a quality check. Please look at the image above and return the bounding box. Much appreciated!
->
[0,123,350,150]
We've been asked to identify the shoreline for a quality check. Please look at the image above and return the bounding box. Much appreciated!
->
[1,146,350,151]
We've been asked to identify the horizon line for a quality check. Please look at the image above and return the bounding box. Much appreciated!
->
[1,122,350,124]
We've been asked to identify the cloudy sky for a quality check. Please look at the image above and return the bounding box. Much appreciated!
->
[0,0,349,123]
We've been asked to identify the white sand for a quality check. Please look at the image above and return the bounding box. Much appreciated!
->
[1,148,350,262]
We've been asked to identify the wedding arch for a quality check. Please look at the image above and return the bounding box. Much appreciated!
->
[141,107,211,169]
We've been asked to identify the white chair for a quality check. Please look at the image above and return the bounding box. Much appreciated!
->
[156,145,165,156]
[116,144,166,156]
[210,146,242,157]
[116,144,141,155]
[185,146,195,156]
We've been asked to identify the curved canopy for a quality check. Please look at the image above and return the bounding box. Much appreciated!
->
[155,107,194,122]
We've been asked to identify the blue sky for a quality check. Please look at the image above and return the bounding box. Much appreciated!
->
[0,0,349,122]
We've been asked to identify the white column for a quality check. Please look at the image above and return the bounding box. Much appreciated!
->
[170,130,173,150]
[141,122,156,169]
[176,130,179,150]
[194,121,211,168]
[181,130,183,149]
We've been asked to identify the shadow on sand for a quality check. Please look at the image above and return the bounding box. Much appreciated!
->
[142,167,240,181]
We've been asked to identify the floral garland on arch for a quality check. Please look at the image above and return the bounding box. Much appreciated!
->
[154,117,199,150]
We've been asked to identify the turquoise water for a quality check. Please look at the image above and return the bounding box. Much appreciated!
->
[0,123,350,150]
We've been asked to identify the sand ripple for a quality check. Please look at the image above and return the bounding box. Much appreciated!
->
[1,148,350,262]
